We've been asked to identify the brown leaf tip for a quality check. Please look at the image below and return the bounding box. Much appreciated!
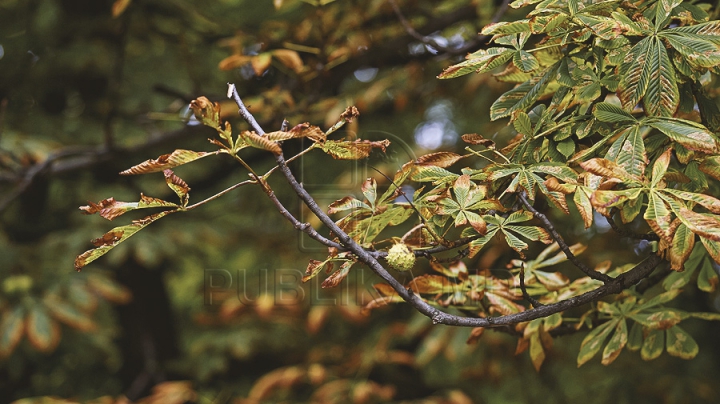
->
[79,198,116,215]
[341,106,360,122]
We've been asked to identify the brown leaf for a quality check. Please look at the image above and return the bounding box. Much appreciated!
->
[416,152,465,168]
[462,133,495,148]
[91,230,124,247]
[120,149,212,175]
[218,54,252,71]
[164,169,190,205]
[341,106,360,122]
[271,49,304,73]
[466,327,485,344]
[289,122,326,142]
[189,97,220,128]
[240,131,283,155]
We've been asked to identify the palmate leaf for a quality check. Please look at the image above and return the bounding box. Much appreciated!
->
[619,37,679,117]
[74,210,175,270]
[618,37,652,112]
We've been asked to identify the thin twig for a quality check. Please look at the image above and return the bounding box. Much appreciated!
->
[519,264,544,308]
[228,86,664,328]
[519,193,613,283]
[389,0,450,52]
[184,179,255,210]
[606,209,660,241]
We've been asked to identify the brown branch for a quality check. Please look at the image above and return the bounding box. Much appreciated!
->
[518,193,613,283]
[228,86,665,328]
[519,264,544,308]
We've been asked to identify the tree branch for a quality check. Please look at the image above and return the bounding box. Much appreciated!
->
[518,193,613,283]
[227,86,665,328]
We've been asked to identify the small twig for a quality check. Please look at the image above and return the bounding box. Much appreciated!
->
[606,209,660,241]
[519,264,544,308]
[184,179,255,210]
[518,193,613,283]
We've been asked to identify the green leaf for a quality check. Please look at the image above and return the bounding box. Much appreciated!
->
[438,48,514,79]
[411,165,459,184]
[641,328,665,360]
[627,321,643,351]
[601,319,628,365]
[490,64,559,121]
[618,37,652,113]
[74,210,175,270]
[577,319,617,367]
[513,112,533,136]
[645,118,719,154]
[482,20,532,35]
[615,126,646,178]
[513,50,539,72]
[644,38,679,116]
[665,325,699,359]
[0,307,25,357]
[26,306,59,352]
[593,102,637,124]
[467,228,499,258]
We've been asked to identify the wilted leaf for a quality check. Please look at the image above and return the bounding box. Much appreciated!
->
[190,97,221,128]
[461,133,495,148]
[164,169,190,206]
[120,150,213,175]
[240,131,282,155]
[79,194,178,221]
[74,210,175,270]
[416,152,465,168]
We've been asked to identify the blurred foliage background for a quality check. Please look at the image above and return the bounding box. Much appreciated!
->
[1,0,719,402]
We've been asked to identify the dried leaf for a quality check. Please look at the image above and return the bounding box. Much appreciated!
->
[416,152,465,168]
[461,133,495,148]
[79,194,178,221]
[164,169,190,206]
[240,131,282,155]
[120,149,212,175]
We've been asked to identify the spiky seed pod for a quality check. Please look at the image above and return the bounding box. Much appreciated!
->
[386,242,415,272]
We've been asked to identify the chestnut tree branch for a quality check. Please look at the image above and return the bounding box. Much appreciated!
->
[228,87,664,328]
